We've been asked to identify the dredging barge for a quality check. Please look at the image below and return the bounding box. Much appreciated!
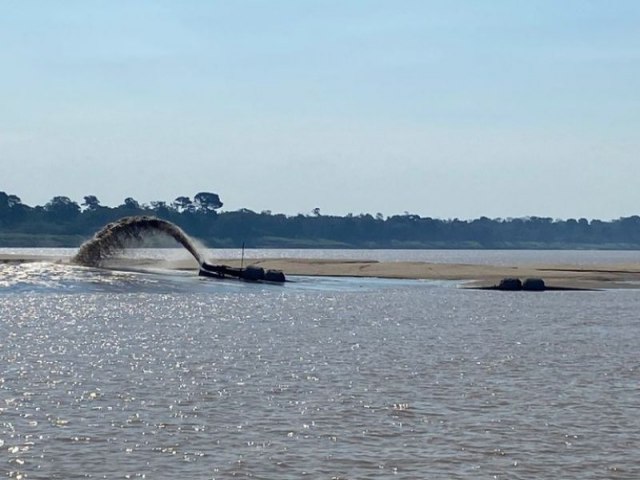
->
[72,216,289,283]
[199,261,286,283]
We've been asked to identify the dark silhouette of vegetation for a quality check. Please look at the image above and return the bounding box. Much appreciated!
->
[2,190,640,249]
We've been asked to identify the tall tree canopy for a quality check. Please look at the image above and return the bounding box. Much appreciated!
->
[44,196,81,221]
[194,192,223,212]
[82,195,101,211]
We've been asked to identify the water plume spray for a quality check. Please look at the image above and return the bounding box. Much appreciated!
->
[73,216,204,267]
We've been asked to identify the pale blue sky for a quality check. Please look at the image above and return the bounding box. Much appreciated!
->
[2,1,639,219]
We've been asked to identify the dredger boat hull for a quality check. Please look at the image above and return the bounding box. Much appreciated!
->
[199,262,286,283]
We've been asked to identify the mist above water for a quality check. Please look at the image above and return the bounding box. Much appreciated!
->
[73,216,204,267]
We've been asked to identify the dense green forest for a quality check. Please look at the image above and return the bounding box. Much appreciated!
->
[2,190,640,249]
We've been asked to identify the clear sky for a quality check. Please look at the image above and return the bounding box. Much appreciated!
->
[1,0,639,219]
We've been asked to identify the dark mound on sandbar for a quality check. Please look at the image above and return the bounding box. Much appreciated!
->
[498,277,523,291]
[473,277,598,292]
[522,278,546,291]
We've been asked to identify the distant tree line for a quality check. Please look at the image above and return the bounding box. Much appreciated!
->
[2,190,640,249]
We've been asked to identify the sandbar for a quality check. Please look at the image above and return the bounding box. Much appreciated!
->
[3,253,640,289]
[205,258,640,290]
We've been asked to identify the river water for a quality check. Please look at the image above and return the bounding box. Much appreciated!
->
[1,249,639,479]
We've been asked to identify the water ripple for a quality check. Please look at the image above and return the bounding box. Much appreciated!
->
[0,265,639,478]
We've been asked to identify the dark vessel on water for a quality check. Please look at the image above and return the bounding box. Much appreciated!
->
[199,261,286,283]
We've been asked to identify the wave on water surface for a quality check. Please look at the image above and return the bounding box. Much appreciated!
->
[0,261,187,294]
[0,260,419,295]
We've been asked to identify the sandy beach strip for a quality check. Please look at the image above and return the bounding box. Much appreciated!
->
[212,258,640,289]
[3,253,640,289]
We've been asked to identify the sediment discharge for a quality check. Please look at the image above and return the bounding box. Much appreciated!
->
[73,216,204,267]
